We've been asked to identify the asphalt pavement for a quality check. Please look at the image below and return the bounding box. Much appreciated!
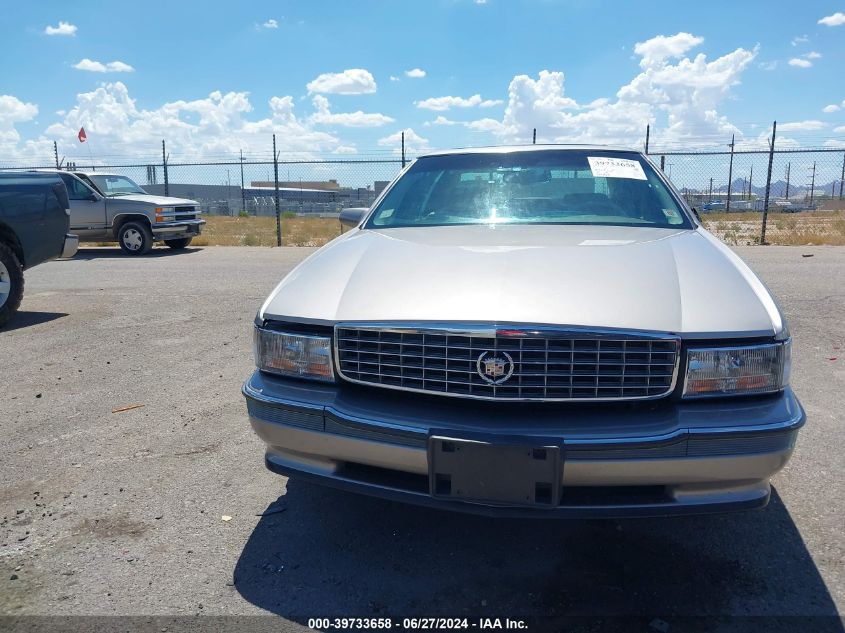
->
[0,245,842,631]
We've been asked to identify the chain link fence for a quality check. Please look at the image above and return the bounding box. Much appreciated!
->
[3,129,845,246]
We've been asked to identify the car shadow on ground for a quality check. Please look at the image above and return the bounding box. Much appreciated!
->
[0,310,68,332]
[70,247,203,260]
[234,482,842,628]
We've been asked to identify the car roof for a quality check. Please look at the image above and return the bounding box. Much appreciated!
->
[416,144,639,159]
[32,169,124,177]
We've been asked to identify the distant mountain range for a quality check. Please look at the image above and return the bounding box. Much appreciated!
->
[701,179,842,199]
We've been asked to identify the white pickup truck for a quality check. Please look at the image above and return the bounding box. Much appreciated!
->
[39,170,205,255]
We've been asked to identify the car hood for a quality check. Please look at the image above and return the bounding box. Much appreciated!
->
[260,224,783,337]
[107,194,198,206]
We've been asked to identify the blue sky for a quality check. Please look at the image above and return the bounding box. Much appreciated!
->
[1,0,844,163]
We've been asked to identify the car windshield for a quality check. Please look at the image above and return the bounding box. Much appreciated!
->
[366,150,692,229]
[87,174,147,197]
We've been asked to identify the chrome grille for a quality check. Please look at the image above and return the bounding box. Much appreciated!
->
[335,324,680,402]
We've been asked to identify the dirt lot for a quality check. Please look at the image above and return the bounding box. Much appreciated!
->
[0,246,843,629]
[701,210,845,246]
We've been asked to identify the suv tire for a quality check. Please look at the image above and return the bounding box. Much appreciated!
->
[118,221,154,256]
[164,237,192,249]
[0,241,24,329]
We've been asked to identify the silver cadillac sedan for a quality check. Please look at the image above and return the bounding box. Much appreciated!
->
[243,145,803,517]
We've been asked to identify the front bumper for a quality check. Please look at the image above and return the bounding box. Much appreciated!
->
[61,233,79,259]
[151,218,205,238]
[243,371,804,518]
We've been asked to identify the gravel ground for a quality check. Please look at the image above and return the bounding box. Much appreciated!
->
[0,245,842,629]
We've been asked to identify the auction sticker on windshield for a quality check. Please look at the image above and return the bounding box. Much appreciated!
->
[587,156,647,180]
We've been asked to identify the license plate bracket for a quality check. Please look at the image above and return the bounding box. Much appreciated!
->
[429,436,561,507]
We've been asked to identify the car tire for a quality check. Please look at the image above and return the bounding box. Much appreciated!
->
[118,221,154,256]
[0,241,24,329]
[164,237,192,249]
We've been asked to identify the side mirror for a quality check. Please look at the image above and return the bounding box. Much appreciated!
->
[339,207,367,228]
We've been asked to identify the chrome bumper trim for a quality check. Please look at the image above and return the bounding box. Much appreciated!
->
[242,376,805,460]
[151,219,206,233]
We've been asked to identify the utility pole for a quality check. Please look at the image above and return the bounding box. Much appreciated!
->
[273,134,281,247]
[760,121,776,245]
[162,140,169,197]
[708,177,713,203]
[644,124,650,154]
[809,162,816,205]
[401,131,406,169]
[53,141,59,169]
[239,149,246,215]
[725,134,735,213]
[748,165,753,201]
[840,152,845,200]
[785,163,791,200]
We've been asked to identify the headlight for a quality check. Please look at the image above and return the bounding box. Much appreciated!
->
[253,327,335,382]
[154,207,175,222]
[683,341,790,398]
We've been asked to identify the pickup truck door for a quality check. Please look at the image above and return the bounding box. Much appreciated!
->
[59,173,107,232]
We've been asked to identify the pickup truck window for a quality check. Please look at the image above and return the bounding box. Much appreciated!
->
[87,175,147,197]
[59,174,95,200]
[367,150,692,230]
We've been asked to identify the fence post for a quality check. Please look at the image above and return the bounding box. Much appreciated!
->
[533,128,537,145]
[760,121,776,246]
[401,131,406,169]
[660,155,665,172]
[725,134,735,213]
[273,134,281,247]
[839,152,844,200]
[239,149,246,215]
[53,141,59,169]
[645,124,650,155]
[162,140,169,197]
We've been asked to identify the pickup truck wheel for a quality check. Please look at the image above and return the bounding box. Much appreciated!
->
[0,242,24,329]
[118,221,153,255]
[164,237,192,249]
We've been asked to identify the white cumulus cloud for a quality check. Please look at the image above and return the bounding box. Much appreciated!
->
[28,82,340,161]
[306,69,377,95]
[462,33,756,147]
[0,95,39,146]
[818,12,845,26]
[788,58,812,68]
[262,19,278,29]
[415,94,503,111]
[822,104,840,113]
[378,128,429,154]
[633,32,704,68]
[405,68,426,78]
[309,95,394,127]
[73,59,135,73]
[778,120,826,131]
[45,21,77,36]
